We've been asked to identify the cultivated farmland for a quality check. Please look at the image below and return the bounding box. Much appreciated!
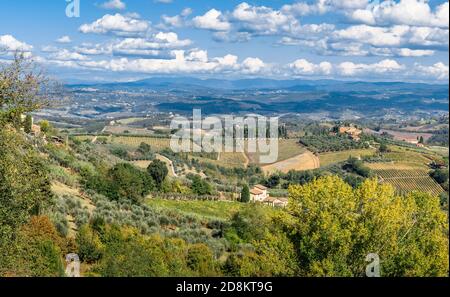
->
[319,149,375,167]
[367,162,444,196]
[110,136,171,151]
[245,138,307,165]
[262,150,320,174]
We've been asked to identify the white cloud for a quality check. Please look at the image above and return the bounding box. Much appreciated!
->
[193,9,231,31]
[334,24,448,48]
[181,8,193,17]
[289,59,332,75]
[56,36,72,43]
[296,24,448,56]
[350,0,449,28]
[414,62,449,80]
[101,0,126,10]
[186,49,208,62]
[241,57,266,74]
[77,50,242,74]
[231,2,304,36]
[75,43,113,55]
[0,35,33,52]
[392,48,435,57]
[73,32,192,58]
[161,15,184,28]
[79,13,149,36]
[41,45,59,53]
[111,32,191,57]
[282,0,369,16]
[50,49,88,61]
[155,0,173,3]
[338,59,404,76]
[197,3,335,41]
[160,8,192,29]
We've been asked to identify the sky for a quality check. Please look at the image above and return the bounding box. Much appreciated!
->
[0,0,448,83]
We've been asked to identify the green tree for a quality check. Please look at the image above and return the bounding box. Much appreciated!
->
[0,53,56,127]
[223,206,297,276]
[379,142,389,153]
[76,224,104,263]
[285,176,448,276]
[191,175,213,195]
[39,120,52,134]
[430,168,449,185]
[108,163,154,203]
[147,159,169,189]
[240,184,250,203]
[24,114,33,133]
[0,129,53,247]
[187,244,218,276]
[1,216,66,277]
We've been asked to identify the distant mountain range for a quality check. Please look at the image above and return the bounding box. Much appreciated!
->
[68,77,449,92]
[65,77,449,118]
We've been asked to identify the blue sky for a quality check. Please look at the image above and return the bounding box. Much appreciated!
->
[0,0,448,82]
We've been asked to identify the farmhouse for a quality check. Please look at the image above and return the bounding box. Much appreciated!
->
[250,184,289,208]
[339,126,362,141]
[262,197,289,208]
[250,184,268,202]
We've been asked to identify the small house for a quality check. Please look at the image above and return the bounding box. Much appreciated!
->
[250,184,268,202]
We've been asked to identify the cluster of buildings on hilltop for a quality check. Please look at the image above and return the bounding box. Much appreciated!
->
[338,126,363,141]
[249,184,288,208]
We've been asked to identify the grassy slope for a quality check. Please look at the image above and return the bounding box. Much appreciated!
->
[319,149,376,167]
[146,199,281,221]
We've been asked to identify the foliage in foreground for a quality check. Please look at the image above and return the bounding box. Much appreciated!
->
[286,176,449,276]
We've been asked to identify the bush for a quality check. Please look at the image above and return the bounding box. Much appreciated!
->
[147,159,169,189]
[76,225,104,263]
[108,163,155,203]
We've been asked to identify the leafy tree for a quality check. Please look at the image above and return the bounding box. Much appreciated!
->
[266,174,281,188]
[137,142,154,159]
[108,163,154,203]
[110,146,129,159]
[0,53,57,127]
[2,216,66,277]
[39,120,52,134]
[0,129,53,247]
[191,175,213,195]
[240,184,250,203]
[343,156,372,178]
[186,244,218,276]
[147,159,169,189]
[285,176,448,276]
[223,206,297,277]
[379,142,389,153]
[430,169,449,185]
[24,114,33,133]
[98,227,172,277]
[228,206,270,243]
[76,224,104,263]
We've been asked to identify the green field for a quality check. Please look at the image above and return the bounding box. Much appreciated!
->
[146,199,248,220]
[72,135,96,142]
[146,198,284,221]
[319,149,375,167]
[367,162,444,196]
[246,138,306,165]
[382,146,440,168]
[111,135,171,151]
